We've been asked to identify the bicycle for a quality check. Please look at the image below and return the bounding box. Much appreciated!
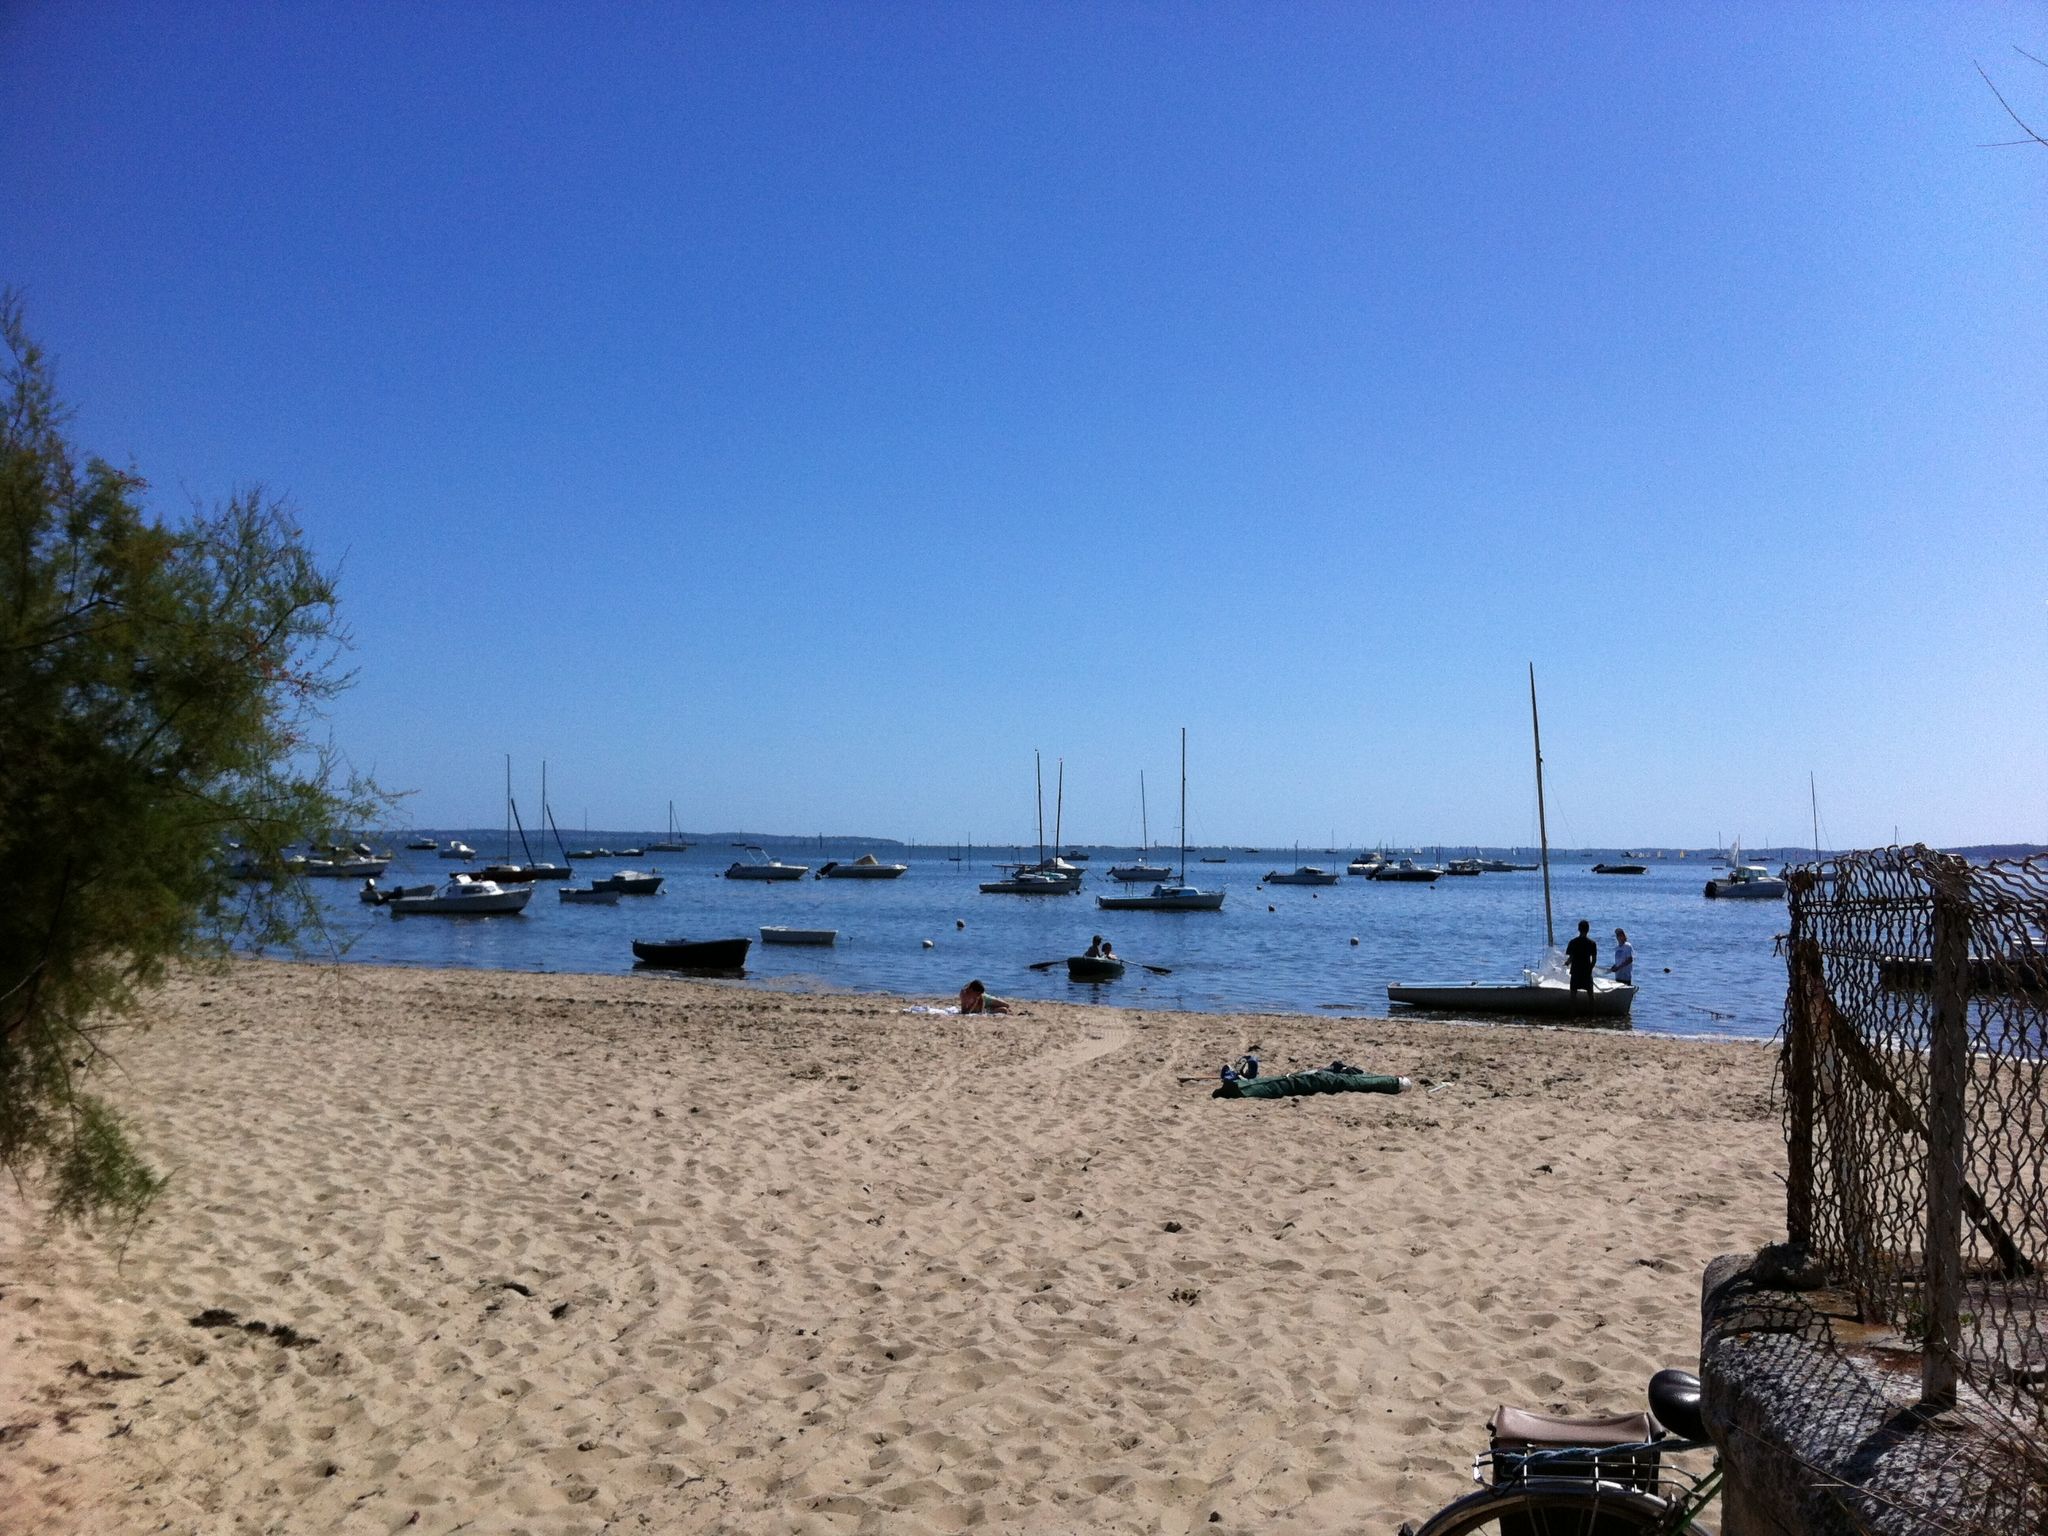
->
[1399,1368,1721,1535]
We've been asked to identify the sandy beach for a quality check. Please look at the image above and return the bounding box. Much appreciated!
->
[1,960,1782,1535]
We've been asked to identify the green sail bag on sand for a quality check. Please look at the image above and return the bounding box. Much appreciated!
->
[1212,1070,1407,1100]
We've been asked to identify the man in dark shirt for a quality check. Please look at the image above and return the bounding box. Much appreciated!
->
[1565,919,1598,996]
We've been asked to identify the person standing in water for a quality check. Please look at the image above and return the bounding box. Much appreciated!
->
[1564,920,1599,996]
[1612,928,1635,985]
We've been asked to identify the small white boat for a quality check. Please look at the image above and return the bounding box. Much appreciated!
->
[980,871,1080,895]
[405,837,439,851]
[725,856,809,881]
[304,855,392,877]
[760,926,838,946]
[558,885,622,904]
[1265,865,1340,886]
[439,841,477,860]
[817,853,908,879]
[1347,852,1387,876]
[388,875,533,916]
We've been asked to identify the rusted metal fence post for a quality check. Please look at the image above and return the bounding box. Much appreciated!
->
[1784,871,1816,1252]
[1923,865,1970,1409]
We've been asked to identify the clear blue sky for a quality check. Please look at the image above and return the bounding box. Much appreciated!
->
[5,3,2043,849]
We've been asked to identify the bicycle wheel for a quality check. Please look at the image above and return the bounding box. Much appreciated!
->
[1406,1477,1707,1536]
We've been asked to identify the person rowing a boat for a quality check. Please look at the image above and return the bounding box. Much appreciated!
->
[1084,935,1105,958]
[959,979,1011,1015]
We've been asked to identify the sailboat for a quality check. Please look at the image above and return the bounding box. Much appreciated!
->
[650,801,692,853]
[1096,729,1225,911]
[1265,844,1341,885]
[1108,772,1172,882]
[473,758,570,882]
[982,753,1080,894]
[1386,668,1636,1021]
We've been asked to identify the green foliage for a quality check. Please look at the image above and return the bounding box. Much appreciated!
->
[0,294,383,1224]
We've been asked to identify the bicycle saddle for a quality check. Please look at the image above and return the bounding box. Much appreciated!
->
[1648,1368,1706,1442]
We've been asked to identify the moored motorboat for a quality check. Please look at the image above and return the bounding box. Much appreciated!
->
[725,855,809,881]
[1704,864,1785,899]
[1347,852,1387,876]
[817,853,908,879]
[1592,862,1647,875]
[388,875,533,916]
[1370,859,1441,883]
[361,879,435,905]
[631,936,751,971]
[405,837,439,851]
[593,869,664,895]
[305,855,392,877]
[760,926,837,946]
[1265,865,1340,886]
[439,841,477,860]
[981,870,1079,895]
[558,885,621,904]
[1444,859,1483,876]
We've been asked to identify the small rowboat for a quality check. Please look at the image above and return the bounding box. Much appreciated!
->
[1592,863,1648,875]
[631,936,751,971]
[760,926,837,946]
[1066,955,1126,982]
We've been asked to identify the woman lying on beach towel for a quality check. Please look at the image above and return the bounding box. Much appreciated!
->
[959,980,1011,1015]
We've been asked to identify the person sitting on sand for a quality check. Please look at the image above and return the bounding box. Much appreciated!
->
[959,979,1011,1015]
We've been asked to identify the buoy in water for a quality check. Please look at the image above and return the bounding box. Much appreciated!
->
[955,918,965,929]
[1350,936,1359,946]
[921,939,934,949]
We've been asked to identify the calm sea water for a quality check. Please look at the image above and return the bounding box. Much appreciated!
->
[294,836,1792,1040]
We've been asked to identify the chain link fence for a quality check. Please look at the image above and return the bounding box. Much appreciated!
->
[1782,845,2048,1524]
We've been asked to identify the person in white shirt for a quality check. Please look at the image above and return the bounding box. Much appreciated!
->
[1612,928,1636,985]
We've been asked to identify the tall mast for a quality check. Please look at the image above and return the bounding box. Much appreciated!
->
[505,754,513,862]
[1054,759,1064,853]
[1810,772,1820,857]
[1140,772,1149,852]
[1529,665,1554,950]
[1179,727,1188,883]
[1034,751,1045,865]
